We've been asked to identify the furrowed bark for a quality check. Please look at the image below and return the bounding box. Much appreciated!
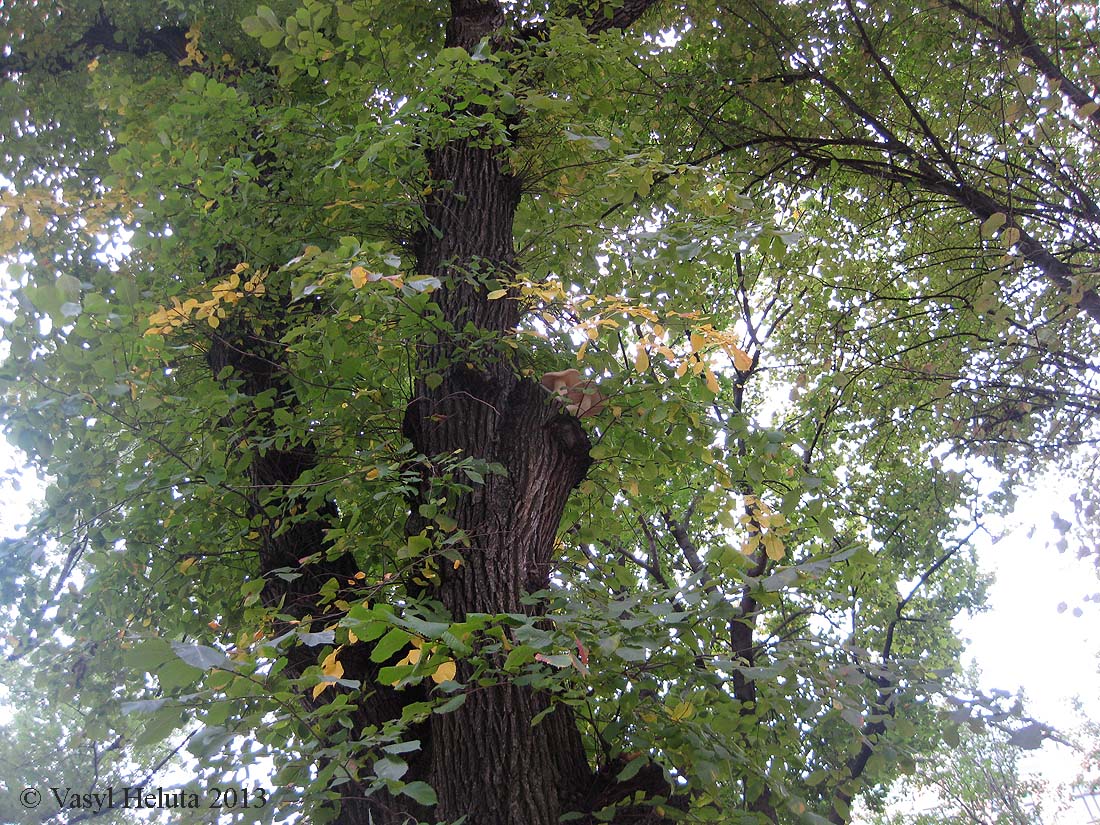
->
[397,2,680,822]
[403,69,595,825]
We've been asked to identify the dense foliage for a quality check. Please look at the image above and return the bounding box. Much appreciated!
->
[1,1,1097,823]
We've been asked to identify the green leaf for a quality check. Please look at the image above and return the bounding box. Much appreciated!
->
[371,628,412,663]
[503,644,536,671]
[256,4,280,28]
[123,638,175,672]
[564,130,611,151]
[373,756,408,781]
[157,659,204,691]
[981,211,1007,238]
[120,698,170,714]
[134,707,183,747]
[171,641,235,671]
[433,693,467,714]
[400,534,432,559]
[259,30,285,49]
[383,740,422,755]
[399,781,438,805]
[615,756,646,782]
[396,614,450,638]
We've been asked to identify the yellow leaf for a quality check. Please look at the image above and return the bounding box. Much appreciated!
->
[762,533,786,560]
[690,332,704,353]
[365,468,379,480]
[321,648,345,679]
[1002,227,1021,248]
[675,361,689,378]
[177,557,198,574]
[397,638,424,668]
[729,346,753,371]
[576,341,588,361]
[350,266,369,288]
[635,347,650,373]
[669,701,695,721]
[432,660,457,684]
[586,326,599,341]
[207,314,220,329]
[704,368,720,394]
[313,648,346,698]
[487,289,508,300]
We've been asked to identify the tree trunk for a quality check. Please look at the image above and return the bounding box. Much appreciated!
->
[400,111,597,825]
[204,3,675,822]
[392,2,678,819]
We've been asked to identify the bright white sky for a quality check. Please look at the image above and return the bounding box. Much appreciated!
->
[965,489,1100,733]
[960,478,1100,824]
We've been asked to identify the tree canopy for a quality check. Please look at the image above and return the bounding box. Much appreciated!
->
[1,1,1097,824]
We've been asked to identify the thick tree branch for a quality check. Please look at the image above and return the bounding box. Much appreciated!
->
[579,0,662,35]
[447,0,506,48]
